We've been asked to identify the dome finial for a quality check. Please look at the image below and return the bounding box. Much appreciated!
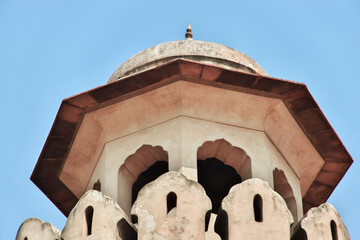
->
[185,23,193,39]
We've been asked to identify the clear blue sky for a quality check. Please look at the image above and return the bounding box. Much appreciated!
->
[1,0,359,239]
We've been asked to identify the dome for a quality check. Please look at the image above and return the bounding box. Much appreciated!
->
[108,39,267,83]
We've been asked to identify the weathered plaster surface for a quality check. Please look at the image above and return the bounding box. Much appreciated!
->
[61,190,135,240]
[16,218,60,240]
[293,203,350,240]
[17,176,349,240]
[131,171,212,240]
[108,40,267,82]
[218,178,293,239]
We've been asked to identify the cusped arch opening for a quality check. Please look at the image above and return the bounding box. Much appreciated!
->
[197,139,252,180]
[118,145,168,216]
[197,139,251,214]
[198,158,241,214]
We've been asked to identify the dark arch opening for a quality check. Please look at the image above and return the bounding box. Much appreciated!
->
[167,192,177,215]
[24,238,28,240]
[132,161,168,204]
[85,206,94,236]
[291,225,308,240]
[131,214,138,224]
[215,208,229,240]
[197,158,242,214]
[331,220,338,240]
[117,218,137,240]
[205,210,211,231]
[253,194,263,222]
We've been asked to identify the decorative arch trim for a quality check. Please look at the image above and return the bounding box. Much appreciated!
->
[117,145,168,215]
[197,139,251,179]
[119,145,168,185]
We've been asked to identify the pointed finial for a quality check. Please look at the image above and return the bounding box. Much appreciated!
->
[185,23,193,39]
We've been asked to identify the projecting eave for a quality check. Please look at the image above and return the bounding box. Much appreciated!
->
[31,59,353,216]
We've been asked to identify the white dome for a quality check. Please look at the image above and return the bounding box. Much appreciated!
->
[108,39,267,83]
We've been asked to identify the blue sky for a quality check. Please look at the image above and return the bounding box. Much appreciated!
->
[1,0,359,239]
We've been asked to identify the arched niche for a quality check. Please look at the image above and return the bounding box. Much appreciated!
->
[118,145,168,216]
[331,220,338,240]
[253,194,263,222]
[85,206,94,236]
[273,168,298,222]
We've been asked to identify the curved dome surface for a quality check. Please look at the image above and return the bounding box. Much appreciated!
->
[108,40,267,83]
